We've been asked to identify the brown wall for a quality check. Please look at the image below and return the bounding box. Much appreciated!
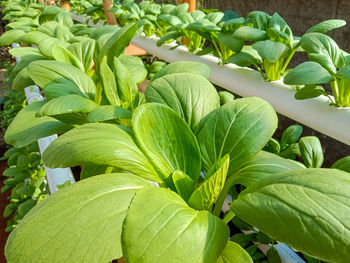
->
[203,0,350,51]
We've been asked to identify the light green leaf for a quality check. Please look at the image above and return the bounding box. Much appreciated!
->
[252,40,289,63]
[43,123,159,182]
[52,46,85,72]
[219,91,235,105]
[146,73,219,129]
[216,241,253,263]
[38,37,70,58]
[4,101,71,148]
[306,19,346,34]
[299,136,324,168]
[231,168,350,262]
[80,164,111,180]
[233,26,267,42]
[156,31,184,47]
[5,173,150,263]
[9,47,41,59]
[284,61,333,85]
[28,60,96,100]
[67,39,95,73]
[87,105,132,123]
[118,55,147,84]
[196,97,277,174]
[113,57,139,110]
[172,170,195,202]
[232,151,304,187]
[294,85,328,100]
[122,187,229,263]
[100,56,120,106]
[150,61,210,81]
[0,29,25,46]
[133,103,201,187]
[12,68,34,91]
[217,32,244,52]
[17,31,48,45]
[36,94,97,125]
[189,155,229,211]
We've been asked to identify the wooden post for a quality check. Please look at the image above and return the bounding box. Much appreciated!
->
[188,0,196,12]
[103,0,117,25]
[60,0,70,11]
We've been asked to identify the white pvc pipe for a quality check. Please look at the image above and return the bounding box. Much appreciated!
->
[11,43,75,194]
[131,34,350,146]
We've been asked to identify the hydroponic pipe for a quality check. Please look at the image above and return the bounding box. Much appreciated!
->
[11,43,75,194]
[131,34,350,146]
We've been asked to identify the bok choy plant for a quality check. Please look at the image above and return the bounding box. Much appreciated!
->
[4,70,350,263]
[227,11,346,81]
[284,32,350,107]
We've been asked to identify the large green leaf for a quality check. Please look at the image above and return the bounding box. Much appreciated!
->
[122,187,229,263]
[43,123,160,182]
[4,101,71,148]
[17,31,48,45]
[38,37,70,58]
[196,97,277,174]
[252,40,289,63]
[306,19,346,34]
[5,173,150,263]
[133,103,201,187]
[27,60,96,100]
[52,46,85,72]
[233,26,267,42]
[150,61,210,81]
[146,73,219,129]
[216,241,253,263]
[232,151,304,187]
[284,61,333,85]
[0,29,25,46]
[36,94,97,125]
[189,155,229,211]
[231,168,350,262]
[9,47,42,59]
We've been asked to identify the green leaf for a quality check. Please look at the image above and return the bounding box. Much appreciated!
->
[232,151,304,187]
[99,23,138,66]
[280,124,303,147]
[189,155,229,211]
[172,170,195,202]
[38,37,70,58]
[0,29,25,46]
[9,47,41,59]
[219,91,235,105]
[299,136,324,168]
[231,168,350,262]
[301,33,344,74]
[52,46,85,72]
[133,103,201,187]
[294,85,328,100]
[12,68,34,91]
[279,143,300,159]
[233,26,267,42]
[263,138,280,154]
[196,97,277,174]
[306,19,346,34]
[150,61,210,81]
[284,61,333,85]
[99,56,120,106]
[206,12,224,25]
[113,57,139,110]
[225,51,260,68]
[80,164,111,180]
[252,40,289,63]
[146,73,219,129]
[17,199,36,217]
[119,55,148,84]
[27,60,96,100]
[67,39,95,73]
[156,31,184,47]
[36,94,97,125]
[331,156,350,173]
[267,247,281,263]
[17,31,48,45]
[4,101,71,148]
[216,241,253,263]
[87,105,132,123]
[43,123,160,182]
[5,173,150,263]
[217,32,244,52]
[122,187,229,263]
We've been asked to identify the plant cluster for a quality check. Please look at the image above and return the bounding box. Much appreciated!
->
[72,0,350,107]
[1,1,350,263]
